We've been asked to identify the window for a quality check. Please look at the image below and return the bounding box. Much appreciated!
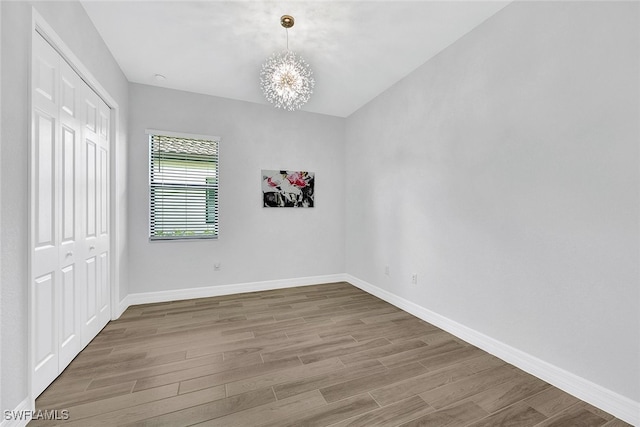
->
[148,130,219,240]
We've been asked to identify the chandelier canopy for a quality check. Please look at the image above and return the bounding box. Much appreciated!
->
[260,15,315,111]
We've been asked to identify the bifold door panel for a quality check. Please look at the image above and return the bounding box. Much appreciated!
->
[31,32,111,397]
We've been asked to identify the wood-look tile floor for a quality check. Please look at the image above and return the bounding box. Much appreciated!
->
[31,282,631,427]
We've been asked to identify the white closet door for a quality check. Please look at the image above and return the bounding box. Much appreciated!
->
[58,58,83,369]
[80,86,111,345]
[31,32,111,397]
[32,33,62,396]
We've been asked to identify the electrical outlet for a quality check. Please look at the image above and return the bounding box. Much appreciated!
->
[411,273,418,285]
[214,262,221,271]
[385,266,390,276]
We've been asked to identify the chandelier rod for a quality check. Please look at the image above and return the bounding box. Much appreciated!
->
[286,28,290,51]
[281,14,294,52]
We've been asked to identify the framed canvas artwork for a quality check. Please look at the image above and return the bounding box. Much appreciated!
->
[262,170,315,208]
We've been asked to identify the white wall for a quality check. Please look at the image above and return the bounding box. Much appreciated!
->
[0,0,128,413]
[346,0,639,405]
[127,84,345,294]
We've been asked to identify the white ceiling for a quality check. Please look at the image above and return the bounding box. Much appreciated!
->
[81,1,510,117]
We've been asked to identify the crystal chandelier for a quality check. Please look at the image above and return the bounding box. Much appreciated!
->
[260,15,314,111]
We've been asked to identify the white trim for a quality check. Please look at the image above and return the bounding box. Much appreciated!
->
[0,398,33,427]
[116,295,131,319]
[145,128,220,143]
[345,274,640,426]
[119,274,347,311]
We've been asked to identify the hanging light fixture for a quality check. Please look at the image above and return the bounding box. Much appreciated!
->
[260,15,314,111]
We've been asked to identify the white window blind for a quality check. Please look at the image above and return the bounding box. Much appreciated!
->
[149,131,219,240]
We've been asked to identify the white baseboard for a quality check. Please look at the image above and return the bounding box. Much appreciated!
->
[0,398,33,427]
[116,295,130,319]
[345,274,640,426]
[116,274,348,317]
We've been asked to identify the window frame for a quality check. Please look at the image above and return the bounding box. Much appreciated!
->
[146,129,220,241]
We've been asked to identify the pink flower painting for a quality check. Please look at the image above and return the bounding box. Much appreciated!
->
[262,170,314,208]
